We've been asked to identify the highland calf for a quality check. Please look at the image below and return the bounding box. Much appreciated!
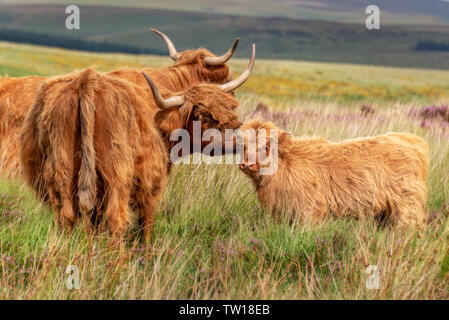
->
[19,48,254,239]
[239,120,429,228]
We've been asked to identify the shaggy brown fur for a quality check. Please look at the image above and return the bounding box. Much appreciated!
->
[20,68,168,240]
[0,76,45,177]
[239,120,429,228]
[152,83,242,152]
[108,48,232,91]
[1,47,232,178]
[19,67,242,239]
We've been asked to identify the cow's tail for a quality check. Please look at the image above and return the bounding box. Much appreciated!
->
[76,68,97,216]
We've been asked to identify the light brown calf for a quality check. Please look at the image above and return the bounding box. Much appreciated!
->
[239,120,429,228]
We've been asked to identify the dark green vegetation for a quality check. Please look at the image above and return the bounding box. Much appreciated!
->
[416,40,449,52]
[4,0,449,24]
[0,29,165,54]
[1,4,449,69]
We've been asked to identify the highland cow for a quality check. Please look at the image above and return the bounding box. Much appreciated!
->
[20,68,169,239]
[239,120,429,228]
[19,48,254,239]
[0,76,45,177]
[1,28,240,178]
[108,28,240,90]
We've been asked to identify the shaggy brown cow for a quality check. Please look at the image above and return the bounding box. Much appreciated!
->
[108,28,239,90]
[239,120,429,228]
[20,68,170,239]
[145,44,255,151]
[0,76,45,177]
[19,48,254,239]
[1,28,239,178]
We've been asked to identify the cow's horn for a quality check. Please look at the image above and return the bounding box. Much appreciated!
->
[204,38,240,66]
[151,28,179,61]
[219,44,255,93]
[142,72,185,109]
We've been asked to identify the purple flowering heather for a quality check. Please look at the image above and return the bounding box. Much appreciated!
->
[361,105,375,116]
[419,105,449,121]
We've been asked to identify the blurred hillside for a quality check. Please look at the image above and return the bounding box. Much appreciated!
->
[2,0,449,24]
[2,41,449,105]
[1,3,449,69]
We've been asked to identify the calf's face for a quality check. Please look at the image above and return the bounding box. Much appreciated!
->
[239,120,288,177]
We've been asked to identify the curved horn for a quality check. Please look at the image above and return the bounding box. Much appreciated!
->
[151,28,179,61]
[142,72,185,109]
[204,38,240,66]
[219,44,256,93]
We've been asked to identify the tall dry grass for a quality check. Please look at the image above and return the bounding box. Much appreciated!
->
[1,42,449,299]
[1,94,448,299]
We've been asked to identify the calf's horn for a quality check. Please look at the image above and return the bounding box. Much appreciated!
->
[219,43,256,93]
[204,38,240,66]
[151,28,179,61]
[142,72,185,109]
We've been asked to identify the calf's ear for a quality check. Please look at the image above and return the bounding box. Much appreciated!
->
[278,132,291,144]
[275,131,292,157]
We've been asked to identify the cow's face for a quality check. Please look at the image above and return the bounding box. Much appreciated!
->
[239,121,272,177]
[151,28,237,84]
[185,85,242,153]
[239,120,288,178]
[143,43,255,155]
[174,49,233,84]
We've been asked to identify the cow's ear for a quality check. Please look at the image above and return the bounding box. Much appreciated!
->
[268,130,289,145]
[277,132,291,157]
[279,132,291,145]
[154,108,182,138]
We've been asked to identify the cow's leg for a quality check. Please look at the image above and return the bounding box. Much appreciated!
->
[88,178,105,230]
[53,167,76,231]
[99,149,133,238]
[43,161,61,226]
[0,128,22,178]
[96,138,134,239]
[60,199,76,231]
[133,166,165,243]
[52,141,77,231]
[43,159,76,230]
[388,181,427,229]
[301,198,327,223]
[394,200,426,229]
[134,182,162,243]
[104,185,131,238]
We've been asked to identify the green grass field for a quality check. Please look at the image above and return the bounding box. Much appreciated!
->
[1,42,449,299]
